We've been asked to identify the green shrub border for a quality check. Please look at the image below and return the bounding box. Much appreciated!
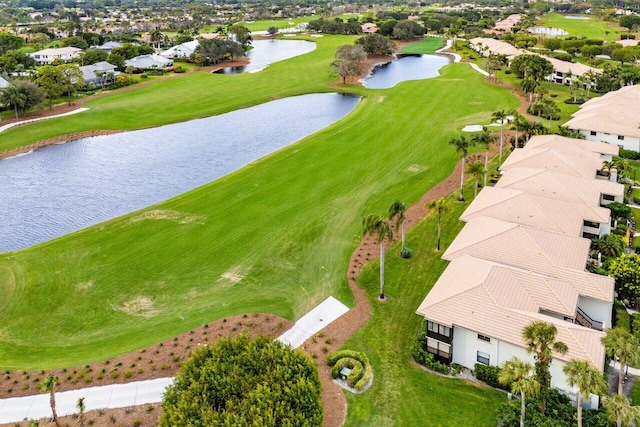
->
[327,350,373,391]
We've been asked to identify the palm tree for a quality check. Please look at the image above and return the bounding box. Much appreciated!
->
[491,109,507,166]
[509,109,524,149]
[388,200,407,251]
[427,198,449,251]
[448,135,474,201]
[77,397,86,427]
[601,327,640,395]
[472,127,495,186]
[1,85,26,119]
[362,214,393,300]
[466,161,485,198]
[613,158,630,180]
[591,234,625,257]
[603,394,640,427]
[601,160,615,177]
[40,374,61,427]
[563,359,608,427]
[522,321,568,412]
[498,358,539,427]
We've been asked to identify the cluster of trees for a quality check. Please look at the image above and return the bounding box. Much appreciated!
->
[161,335,323,425]
[190,38,244,66]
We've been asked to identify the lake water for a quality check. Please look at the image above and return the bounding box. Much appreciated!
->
[361,54,449,89]
[528,26,569,36]
[215,39,316,74]
[0,93,359,253]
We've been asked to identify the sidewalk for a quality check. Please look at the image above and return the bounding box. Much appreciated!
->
[0,108,89,133]
[0,296,349,424]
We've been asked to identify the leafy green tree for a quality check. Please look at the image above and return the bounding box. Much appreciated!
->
[388,200,406,251]
[161,335,323,426]
[607,202,631,221]
[61,36,88,50]
[522,321,568,413]
[591,234,625,258]
[362,214,393,299]
[40,374,60,427]
[332,45,366,84]
[392,20,424,40]
[602,327,640,396]
[110,43,139,60]
[355,33,396,55]
[0,50,35,73]
[35,65,64,109]
[80,49,108,65]
[0,32,24,55]
[267,26,278,36]
[448,135,474,201]
[196,38,244,64]
[106,53,125,71]
[499,358,539,427]
[466,160,485,198]
[563,359,608,427]
[427,198,449,251]
[60,65,84,106]
[229,25,252,50]
[619,15,640,31]
[12,79,45,117]
[603,394,640,427]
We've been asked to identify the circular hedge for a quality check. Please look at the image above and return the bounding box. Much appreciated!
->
[161,335,323,426]
[327,349,373,391]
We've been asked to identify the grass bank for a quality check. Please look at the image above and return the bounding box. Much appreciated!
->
[401,37,445,55]
[0,42,517,369]
[343,190,505,426]
[539,13,622,41]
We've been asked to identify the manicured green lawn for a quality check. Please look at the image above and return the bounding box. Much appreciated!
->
[0,57,517,370]
[343,190,506,426]
[539,13,622,41]
[401,37,445,55]
[205,17,312,33]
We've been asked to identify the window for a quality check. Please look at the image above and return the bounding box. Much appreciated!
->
[477,334,491,342]
[583,220,600,229]
[618,135,625,141]
[590,131,597,136]
[427,321,451,337]
[477,351,490,365]
[427,338,451,359]
[602,194,615,201]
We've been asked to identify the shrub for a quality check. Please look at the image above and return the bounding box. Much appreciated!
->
[327,349,373,391]
[551,52,573,62]
[399,247,412,258]
[173,66,186,73]
[619,149,640,160]
[473,363,509,391]
[411,330,450,375]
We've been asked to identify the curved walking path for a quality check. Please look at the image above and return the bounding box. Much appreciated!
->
[0,108,89,133]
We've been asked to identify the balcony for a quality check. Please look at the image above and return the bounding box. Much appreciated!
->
[575,306,603,331]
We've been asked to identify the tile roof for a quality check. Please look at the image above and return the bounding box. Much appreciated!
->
[495,167,624,206]
[565,85,640,139]
[460,187,610,235]
[525,134,618,156]
[469,37,524,57]
[499,147,603,178]
[416,256,606,367]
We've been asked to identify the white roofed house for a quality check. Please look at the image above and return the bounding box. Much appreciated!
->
[90,41,122,53]
[124,54,173,70]
[30,47,82,65]
[160,40,199,58]
[524,134,618,162]
[79,61,120,87]
[565,85,640,152]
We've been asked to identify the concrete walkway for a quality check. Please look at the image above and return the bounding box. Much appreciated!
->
[469,63,490,76]
[0,296,349,424]
[435,39,461,63]
[0,108,89,133]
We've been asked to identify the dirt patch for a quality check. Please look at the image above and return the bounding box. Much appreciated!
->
[115,297,158,318]
[76,281,93,291]
[130,209,206,225]
[219,266,247,284]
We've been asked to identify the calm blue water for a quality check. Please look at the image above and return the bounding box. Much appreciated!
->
[528,26,568,36]
[361,54,449,89]
[0,93,359,253]
[215,39,316,74]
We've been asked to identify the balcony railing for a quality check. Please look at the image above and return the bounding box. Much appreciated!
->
[575,307,603,331]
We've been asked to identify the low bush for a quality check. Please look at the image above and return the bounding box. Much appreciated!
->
[619,149,640,160]
[411,326,452,375]
[399,247,412,258]
[327,349,372,391]
[474,363,509,391]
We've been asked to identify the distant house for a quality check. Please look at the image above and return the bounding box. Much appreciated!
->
[160,40,199,58]
[124,54,173,70]
[90,41,122,54]
[566,85,640,151]
[0,76,10,88]
[80,61,120,86]
[30,47,82,65]
[361,23,378,34]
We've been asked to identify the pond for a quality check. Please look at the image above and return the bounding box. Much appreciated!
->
[360,54,449,89]
[527,26,569,36]
[215,39,316,74]
[564,15,591,20]
[0,93,359,253]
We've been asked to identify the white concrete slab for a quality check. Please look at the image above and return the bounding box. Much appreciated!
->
[277,296,349,348]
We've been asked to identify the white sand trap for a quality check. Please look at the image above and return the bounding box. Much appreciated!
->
[462,125,484,132]
[310,34,323,37]
[278,296,349,349]
[284,34,296,37]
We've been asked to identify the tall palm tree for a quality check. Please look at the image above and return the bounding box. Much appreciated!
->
[388,200,407,251]
[362,214,393,300]
[472,127,495,186]
[448,135,474,201]
[603,394,640,427]
[491,110,507,166]
[1,85,26,119]
[466,161,485,198]
[498,358,539,427]
[522,321,568,412]
[601,160,615,177]
[601,327,640,395]
[427,198,449,251]
[509,109,524,149]
[77,397,86,427]
[563,359,608,427]
[40,374,61,427]
[591,234,625,258]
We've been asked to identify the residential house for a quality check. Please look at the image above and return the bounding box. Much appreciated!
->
[524,135,618,162]
[90,41,122,54]
[468,37,524,61]
[361,23,379,33]
[79,61,120,87]
[161,40,199,58]
[499,147,610,181]
[565,85,640,152]
[30,47,81,65]
[124,54,173,70]
[0,76,10,88]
